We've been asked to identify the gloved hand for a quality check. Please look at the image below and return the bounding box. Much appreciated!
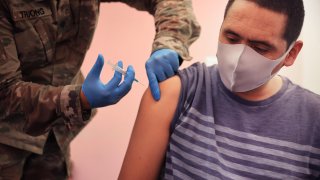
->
[145,49,180,101]
[82,54,135,108]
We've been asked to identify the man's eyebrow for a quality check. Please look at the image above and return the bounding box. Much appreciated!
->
[224,28,276,50]
[224,29,241,38]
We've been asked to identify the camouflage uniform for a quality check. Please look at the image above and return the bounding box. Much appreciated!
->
[0,0,200,179]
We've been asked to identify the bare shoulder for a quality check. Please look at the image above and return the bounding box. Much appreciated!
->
[139,75,181,126]
[142,75,181,106]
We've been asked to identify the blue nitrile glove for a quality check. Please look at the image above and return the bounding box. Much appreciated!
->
[82,54,135,108]
[145,49,179,101]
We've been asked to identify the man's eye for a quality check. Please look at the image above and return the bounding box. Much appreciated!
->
[253,46,268,54]
[227,37,239,43]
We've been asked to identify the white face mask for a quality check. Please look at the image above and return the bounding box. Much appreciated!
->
[216,42,293,92]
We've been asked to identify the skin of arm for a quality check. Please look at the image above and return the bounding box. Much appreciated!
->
[118,75,181,180]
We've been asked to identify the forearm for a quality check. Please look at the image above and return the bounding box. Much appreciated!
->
[152,0,201,61]
[0,77,88,136]
[0,2,91,137]
[101,0,201,61]
[80,89,91,110]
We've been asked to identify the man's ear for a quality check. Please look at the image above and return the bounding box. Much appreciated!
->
[283,40,303,67]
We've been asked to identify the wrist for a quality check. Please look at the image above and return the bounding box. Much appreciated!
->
[80,89,91,110]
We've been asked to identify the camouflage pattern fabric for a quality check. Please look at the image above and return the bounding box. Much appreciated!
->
[0,0,200,179]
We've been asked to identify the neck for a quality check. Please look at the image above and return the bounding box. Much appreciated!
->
[234,75,283,101]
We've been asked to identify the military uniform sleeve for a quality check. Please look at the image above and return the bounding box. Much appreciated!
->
[0,8,87,136]
[101,0,201,61]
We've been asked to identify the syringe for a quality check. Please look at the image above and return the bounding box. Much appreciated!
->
[106,60,145,86]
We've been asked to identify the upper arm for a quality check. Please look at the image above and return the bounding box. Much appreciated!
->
[152,0,201,61]
[119,75,181,180]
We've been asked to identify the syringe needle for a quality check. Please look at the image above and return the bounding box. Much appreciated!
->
[134,79,145,86]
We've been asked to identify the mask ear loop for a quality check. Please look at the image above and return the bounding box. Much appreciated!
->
[269,42,296,78]
[276,42,296,60]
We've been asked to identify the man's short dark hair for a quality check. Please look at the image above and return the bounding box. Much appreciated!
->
[224,0,305,48]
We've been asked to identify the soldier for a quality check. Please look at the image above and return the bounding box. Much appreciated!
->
[0,0,200,179]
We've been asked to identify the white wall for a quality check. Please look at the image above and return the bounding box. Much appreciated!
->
[298,0,320,94]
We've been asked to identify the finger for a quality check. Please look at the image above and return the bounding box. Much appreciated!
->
[148,56,176,78]
[116,65,135,97]
[147,70,160,101]
[106,60,123,87]
[166,50,180,71]
[88,54,104,79]
[162,63,175,78]
[153,49,179,71]
[156,71,167,82]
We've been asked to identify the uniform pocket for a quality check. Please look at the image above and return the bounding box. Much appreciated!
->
[11,4,54,69]
[33,19,54,63]
[14,24,48,68]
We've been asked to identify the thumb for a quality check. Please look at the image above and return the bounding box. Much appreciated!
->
[88,54,104,79]
[147,71,161,101]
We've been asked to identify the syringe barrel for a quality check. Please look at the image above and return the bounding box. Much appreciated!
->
[114,66,126,75]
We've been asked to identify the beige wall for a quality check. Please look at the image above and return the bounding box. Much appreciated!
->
[277,0,320,94]
[71,1,320,180]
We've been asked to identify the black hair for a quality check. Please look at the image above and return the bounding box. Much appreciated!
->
[224,0,305,47]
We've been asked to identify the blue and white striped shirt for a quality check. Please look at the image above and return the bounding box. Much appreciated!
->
[163,63,320,180]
